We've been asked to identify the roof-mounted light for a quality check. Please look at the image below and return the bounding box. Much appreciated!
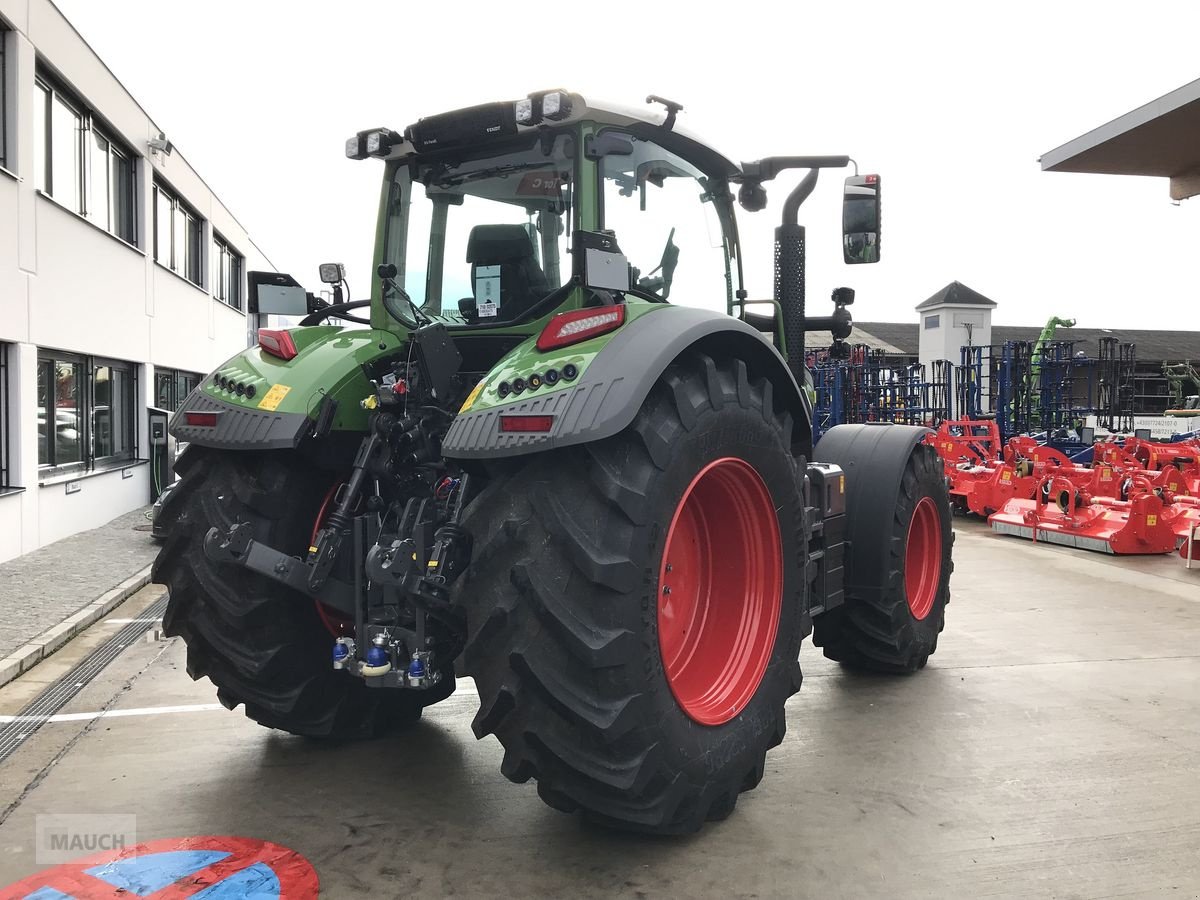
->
[541,91,571,121]
[514,91,572,128]
[345,127,397,160]
[515,98,536,126]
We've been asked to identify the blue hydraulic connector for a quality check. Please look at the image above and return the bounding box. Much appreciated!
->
[408,655,426,683]
[366,642,389,668]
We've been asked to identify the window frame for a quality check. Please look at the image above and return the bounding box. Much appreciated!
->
[154,366,203,412]
[37,348,140,476]
[0,342,15,491]
[212,231,244,310]
[34,68,139,245]
[0,25,8,171]
[596,129,734,310]
[153,178,205,288]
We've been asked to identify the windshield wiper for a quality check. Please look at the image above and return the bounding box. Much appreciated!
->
[428,161,563,189]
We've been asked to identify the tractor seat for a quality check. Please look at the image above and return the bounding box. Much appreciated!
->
[465,224,550,321]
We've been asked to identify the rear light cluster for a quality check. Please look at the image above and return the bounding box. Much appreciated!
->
[258,328,299,361]
[536,306,625,352]
[213,374,257,399]
[497,363,578,400]
[499,415,554,433]
[184,411,219,428]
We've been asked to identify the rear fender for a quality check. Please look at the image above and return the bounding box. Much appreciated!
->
[170,326,403,450]
[442,304,812,459]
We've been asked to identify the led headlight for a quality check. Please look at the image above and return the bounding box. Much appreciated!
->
[541,91,571,121]
[318,263,346,284]
[515,98,536,125]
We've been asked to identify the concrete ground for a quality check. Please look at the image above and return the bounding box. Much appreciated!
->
[1,519,1198,898]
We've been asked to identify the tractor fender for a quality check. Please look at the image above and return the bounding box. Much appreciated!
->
[813,422,935,600]
[442,305,812,460]
[169,326,403,451]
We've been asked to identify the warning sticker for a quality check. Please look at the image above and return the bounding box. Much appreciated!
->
[1001,470,1012,482]
[258,384,291,411]
[1147,514,1158,526]
[1100,467,1112,481]
[475,265,501,318]
[459,379,486,414]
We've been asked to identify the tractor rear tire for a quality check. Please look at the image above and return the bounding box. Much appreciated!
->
[812,436,953,673]
[457,354,807,834]
[154,449,454,738]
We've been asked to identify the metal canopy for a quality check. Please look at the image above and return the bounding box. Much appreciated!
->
[1039,78,1200,199]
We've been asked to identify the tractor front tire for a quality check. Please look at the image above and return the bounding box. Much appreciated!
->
[458,354,807,834]
[154,449,453,738]
[812,432,953,673]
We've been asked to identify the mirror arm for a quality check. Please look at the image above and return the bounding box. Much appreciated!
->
[782,168,820,226]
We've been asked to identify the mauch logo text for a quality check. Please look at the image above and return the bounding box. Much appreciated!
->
[48,830,128,852]
[35,814,137,864]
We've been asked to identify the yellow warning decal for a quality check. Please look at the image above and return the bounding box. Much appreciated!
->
[1147,514,1158,526]
[427,559,439,568]
[1100,468,1112,480]
[308,545,318,554]
[459,379,486,414]
[258,383,291,411]
[1001,470,1012,482]
[1169,483,1178,492]
[839,476,845,494]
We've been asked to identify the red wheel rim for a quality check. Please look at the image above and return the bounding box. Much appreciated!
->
[657,457,783,726]
[905,496,942,621]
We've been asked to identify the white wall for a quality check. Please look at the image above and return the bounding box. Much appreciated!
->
[0,0,274,562]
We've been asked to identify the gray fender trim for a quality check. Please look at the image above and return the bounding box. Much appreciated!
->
[169,390,312,451]
[812,422,932,600]
[442,305,811,460]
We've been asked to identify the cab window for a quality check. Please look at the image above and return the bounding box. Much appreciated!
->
[600,135,730,311]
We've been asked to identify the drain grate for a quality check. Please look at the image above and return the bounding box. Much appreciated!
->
[0,594,170,764]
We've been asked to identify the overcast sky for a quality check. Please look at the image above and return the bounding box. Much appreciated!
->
[54,0,1200,331]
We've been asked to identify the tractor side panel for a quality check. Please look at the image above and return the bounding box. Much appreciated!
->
[170,326,404,449]
[442,305,811,459]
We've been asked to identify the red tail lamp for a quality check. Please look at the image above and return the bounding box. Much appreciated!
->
[184,411,219,427]
[258,328,299,361]
[536,305,625,351]
[499,415,555,433]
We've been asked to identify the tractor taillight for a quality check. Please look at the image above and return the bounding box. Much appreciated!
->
[258,328,298,361]
[499,415,555,433]
[536,305,625,352]
[184,411,219,427]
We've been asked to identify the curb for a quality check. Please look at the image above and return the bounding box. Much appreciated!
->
[0,565,154,689]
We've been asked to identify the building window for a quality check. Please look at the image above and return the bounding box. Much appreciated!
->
[37,350,138,474]
[212,232,244,310]
[154,367,202,412]
[33,71,137,244]
[0,343,14,490]
[925,315,940,329]
[154,180,203,286]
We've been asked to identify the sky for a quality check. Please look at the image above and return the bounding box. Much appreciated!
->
[53,0,1200,331]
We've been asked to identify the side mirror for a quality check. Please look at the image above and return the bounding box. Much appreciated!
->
[842,174,881,264]
[248,271,310,316]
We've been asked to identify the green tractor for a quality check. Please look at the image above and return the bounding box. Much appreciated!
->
[154,91,953,834]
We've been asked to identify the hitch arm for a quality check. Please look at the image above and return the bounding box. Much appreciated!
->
[204,523,358,617]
